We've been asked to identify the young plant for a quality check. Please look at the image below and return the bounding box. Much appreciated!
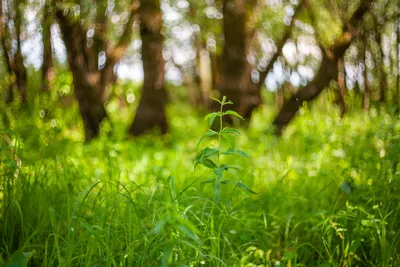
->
[194,96,256,206]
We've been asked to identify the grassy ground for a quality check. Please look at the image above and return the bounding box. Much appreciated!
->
[0,93,399,266]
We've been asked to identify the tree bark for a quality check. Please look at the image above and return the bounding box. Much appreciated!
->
[0,0,13,103]
[13,0,27,102]
[56,1,138,140]
[362,39,370,112]
[272,1,370,134]
[337,57,347,116]
[273,54,339,134]
[216,0,252,117]
[41,0,53,92]
[372,16,387,103]
[129,0,168,136]
[0,0,27,103]
[276,86,284,110]
[214,0,303,121]
[396,17,400,113]
[56,10,107,140]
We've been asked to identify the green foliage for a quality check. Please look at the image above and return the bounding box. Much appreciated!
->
[195,97,256,206]
[0,250,35,267]
[0,92,399,266]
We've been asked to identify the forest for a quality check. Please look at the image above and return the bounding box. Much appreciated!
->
[0,0,400,266]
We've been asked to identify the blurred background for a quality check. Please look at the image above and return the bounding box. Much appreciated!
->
[1,1,400,266]
[0,0,398,140]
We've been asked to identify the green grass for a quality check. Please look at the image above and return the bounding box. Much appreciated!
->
[0,92,399,266]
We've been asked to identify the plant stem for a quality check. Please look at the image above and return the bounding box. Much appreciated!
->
[217,102,224,166]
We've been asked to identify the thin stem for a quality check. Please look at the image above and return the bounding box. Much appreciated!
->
[217,102,224,166]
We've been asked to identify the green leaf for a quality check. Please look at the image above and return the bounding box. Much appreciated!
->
[7,250,35,267]
[221,148,235,155]
[152,218,168,234]
[220,180,235,185]
[221,148,248,158]
[200,147,219,160]
[221,133,235,148]
[168,176,176,202]
[204,112,220,126]
[161,244,173,267]
[221,199,233,209]
[210,96,222,104]
[201,178,216,185]
[202,159,217,169]
[197,129,218,147]
[235,150,248,158]
[222,127,240,135]
[175,224,198,242]
[223,110,244,120]
[236,183,257,194]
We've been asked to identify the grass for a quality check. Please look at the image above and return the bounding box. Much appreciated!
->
[0,91,399,266]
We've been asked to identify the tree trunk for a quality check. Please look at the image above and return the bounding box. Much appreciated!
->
[273,55,338,134]
[56,2,138,140]
[56,10,107,141]
[216,0,253,117]
[374,24,387,103]
[362,39,370,112]
[396,17,400,113]
[129,0,168,136]
[41,0,53,92]
[0,1,13,103]
[272,1,370,134]
[1,0,28,103]
[213,0,303,120]
[276,86,284,110]
[337,57,347,116]
[14,0,27,102]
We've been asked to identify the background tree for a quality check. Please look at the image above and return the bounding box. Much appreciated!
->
[55,0,139,140]
[272,0,371,134]
[0,0,28,103]
[129,0,167,136]
[41,0,53,92]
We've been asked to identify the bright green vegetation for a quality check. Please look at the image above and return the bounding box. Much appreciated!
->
[1,93,400,266]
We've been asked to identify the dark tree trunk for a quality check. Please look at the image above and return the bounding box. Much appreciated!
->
[41,0,53,92]
[0,0,27,103]
[129,0,168,136]
[374,25,387,103]
[396,17,400,113]
[56,2,138,140]
[0,1,13,103]
[216,0,253,117]
[14,0,27,102]
[272,1,370,134]
[362,40,370,112]
[273,55,339,134]
[337,57,347,116]
[192,34,208,107]
[276,86,284,110]
[56,10,107,141]
[210,51,220,92]
[213,0,303,120]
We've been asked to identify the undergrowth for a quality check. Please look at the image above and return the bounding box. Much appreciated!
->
[0,94,399,266]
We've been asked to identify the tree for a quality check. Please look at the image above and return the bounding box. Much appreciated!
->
[129,0,168,136]
[214,0,303,120]
[0,0,28,103]
[41,0,53,92]
[55,0,139,140]
[272,1,371,134]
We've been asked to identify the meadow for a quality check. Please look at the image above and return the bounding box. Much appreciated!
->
[1,91,400,266]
